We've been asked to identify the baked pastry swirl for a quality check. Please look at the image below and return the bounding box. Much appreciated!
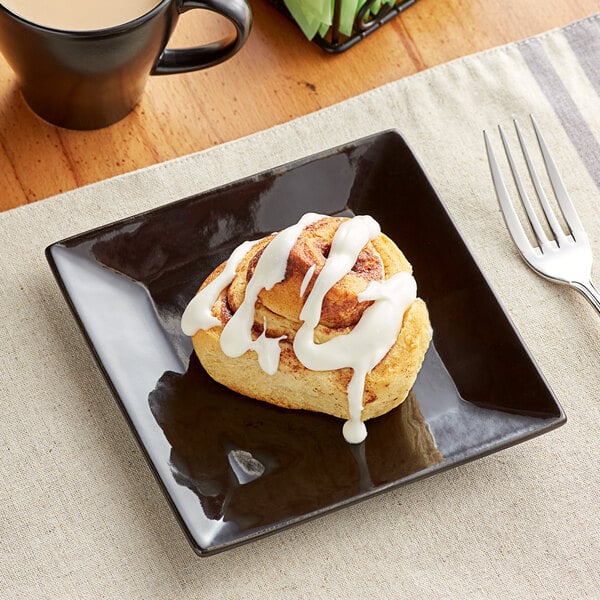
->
[181,214,431,443]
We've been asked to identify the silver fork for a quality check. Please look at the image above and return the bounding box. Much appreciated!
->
[484,115,600,315]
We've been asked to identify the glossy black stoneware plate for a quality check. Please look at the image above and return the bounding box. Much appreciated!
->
[46,130,565,556]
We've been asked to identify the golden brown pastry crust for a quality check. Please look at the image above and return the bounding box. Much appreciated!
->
[190,216,431,421]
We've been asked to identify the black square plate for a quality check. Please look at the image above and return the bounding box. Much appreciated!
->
[46,130,565,556]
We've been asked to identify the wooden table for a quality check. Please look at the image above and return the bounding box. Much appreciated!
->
[0,0,596,212]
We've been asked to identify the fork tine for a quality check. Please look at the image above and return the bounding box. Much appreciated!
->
[484,130,539,264]
[497,123,551,251]
[530,114,586,241]
[513,118,567,246]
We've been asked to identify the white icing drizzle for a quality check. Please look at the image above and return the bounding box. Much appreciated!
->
[299,264,316,297]
[218,212,322,375]
[181,240,258,336]
[298,273,416,443]
[292,217,416,444]
[181,213,417,445]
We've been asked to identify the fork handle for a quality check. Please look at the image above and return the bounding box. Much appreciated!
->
[572,280,600,316]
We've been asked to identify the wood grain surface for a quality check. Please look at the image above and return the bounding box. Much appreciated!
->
[0,0,597,212]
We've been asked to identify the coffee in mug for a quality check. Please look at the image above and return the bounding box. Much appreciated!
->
[0,0,161,30]
[0,0,252,129]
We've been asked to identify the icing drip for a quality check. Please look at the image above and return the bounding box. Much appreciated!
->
[253,318,286,375]
[181,214,417,445]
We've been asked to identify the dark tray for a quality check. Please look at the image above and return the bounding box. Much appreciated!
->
[46,130,565,556]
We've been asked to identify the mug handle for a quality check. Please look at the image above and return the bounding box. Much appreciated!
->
[152,0,252,75]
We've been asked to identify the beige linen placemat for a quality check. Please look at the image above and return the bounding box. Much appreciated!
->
[1,14,599,600]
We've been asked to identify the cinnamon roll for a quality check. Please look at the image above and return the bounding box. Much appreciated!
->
[181,214,431,444]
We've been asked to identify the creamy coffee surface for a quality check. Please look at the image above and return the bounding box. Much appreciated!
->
[2,0,161,31]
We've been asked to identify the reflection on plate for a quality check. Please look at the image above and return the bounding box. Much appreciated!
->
[46,130,565,555]
[149,354,443,533]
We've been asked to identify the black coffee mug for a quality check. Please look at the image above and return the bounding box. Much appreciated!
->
[0,0,252,129]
